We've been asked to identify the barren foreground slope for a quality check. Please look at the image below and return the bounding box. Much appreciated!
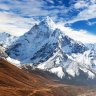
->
[0,58,95,96]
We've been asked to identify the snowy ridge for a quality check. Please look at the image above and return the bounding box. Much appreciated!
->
[0,32,18,48]
[7,17,87,62]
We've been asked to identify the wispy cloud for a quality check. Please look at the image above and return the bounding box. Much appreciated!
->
[0,0,95,43]
[74,0,89,9]
[0,11,38,36]
[68,0,96,23]
[57,22,96,43]
[0,0,96,21]
[87,21,96,26]
[0,0,70,35]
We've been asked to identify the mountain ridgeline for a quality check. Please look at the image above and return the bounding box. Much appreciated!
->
[6,17,88,63]
[0,17,96,85]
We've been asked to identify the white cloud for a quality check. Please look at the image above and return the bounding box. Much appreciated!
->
[75,5,96,20]
[1,0,51,17]
[68,0,96,23]
[0,11,38,36]
[0,0,95,44]
[74,0,89,9]
[57,23,96,43]
[0,10,95,43]
[47,0,54,4]
[87,21,96,26]
[0,4,10,10]
[0,0,69,17]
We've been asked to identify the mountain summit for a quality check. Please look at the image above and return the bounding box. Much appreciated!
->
[40,16,56,29]
[7,17,87,63]
[6,17,96,84]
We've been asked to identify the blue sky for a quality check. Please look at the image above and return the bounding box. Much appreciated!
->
[0,0,96,43]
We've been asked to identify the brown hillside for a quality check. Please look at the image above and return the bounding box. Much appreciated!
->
[0,58,95,96]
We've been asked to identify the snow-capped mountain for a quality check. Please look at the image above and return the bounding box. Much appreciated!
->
[0,32,18,48]
[5,17,96,83]
[7,17,88,62]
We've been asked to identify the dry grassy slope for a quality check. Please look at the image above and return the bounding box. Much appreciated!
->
[0,58,50,87]
[0,58,95,96]
[0,58,34,87]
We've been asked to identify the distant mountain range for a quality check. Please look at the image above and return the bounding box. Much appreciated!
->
[0,17,96,85]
